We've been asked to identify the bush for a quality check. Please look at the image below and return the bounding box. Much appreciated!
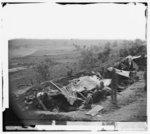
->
[79,49,97,71]
[119,48,129,57]
[119,39,146,57]
[98,43,111,63]
[34,58,54,82]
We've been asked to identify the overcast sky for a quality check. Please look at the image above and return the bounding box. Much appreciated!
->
[2,2,146,40]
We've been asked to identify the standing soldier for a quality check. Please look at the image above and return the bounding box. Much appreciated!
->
[144,68,147,91]
[111,68,118,105]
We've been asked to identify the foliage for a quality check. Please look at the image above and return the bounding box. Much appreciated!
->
[119,39,146,57]
[129,39,146,56]
[79,39,146,73]
[73,43,81,51]
[119,48,129,57]
[67,69,73,77]
[34,58,55,82]
[79,49,97,71]
[98,42,111,63]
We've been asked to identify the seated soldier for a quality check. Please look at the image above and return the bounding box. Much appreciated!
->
[37,89,54,111]
[79,93,92,110]
[92,82,105,103]
[79,82,105,110]
[82,92,93,109]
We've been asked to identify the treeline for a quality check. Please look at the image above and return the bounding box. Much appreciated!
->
[119,39,146,57]
[32,39,146,83]
[79,39,146,71]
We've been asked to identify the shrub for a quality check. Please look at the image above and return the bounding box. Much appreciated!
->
[119,39,146,57]
[34,58,54,82]
[98,43,111,63]
[79,49,97,71]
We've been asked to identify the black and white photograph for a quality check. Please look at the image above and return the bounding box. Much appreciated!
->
[1,0,149,132]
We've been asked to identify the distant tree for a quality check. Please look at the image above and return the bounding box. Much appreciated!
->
[103,43,111,56]
[119,48,129,57]
[112,42,117,48]
[35,63,50,82]
[129,39,146,56]
[34,58,55,82]
[119,39,146,57]
[98,42,112,63]
[73,43,81,51]
[79,49,97,71]
[83,45,86,49]
[67,69,73,77]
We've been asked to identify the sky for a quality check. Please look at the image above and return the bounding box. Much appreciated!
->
[2,2,147,40]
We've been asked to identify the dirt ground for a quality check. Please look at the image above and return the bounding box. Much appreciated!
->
[96,79,146,121]
[23,72,146,123]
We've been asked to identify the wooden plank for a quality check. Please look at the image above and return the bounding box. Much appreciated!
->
[78,92,86,99]
[107,67,130,78]
[49,81,83,104]
[86,105,103,116]
[49,81,64,92]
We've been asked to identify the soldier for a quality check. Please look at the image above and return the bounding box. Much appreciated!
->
[111,68,118,104]
[79,92,93,110]
[36,89,54,111]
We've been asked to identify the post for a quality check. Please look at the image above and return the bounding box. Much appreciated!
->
[111,68,118,105]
